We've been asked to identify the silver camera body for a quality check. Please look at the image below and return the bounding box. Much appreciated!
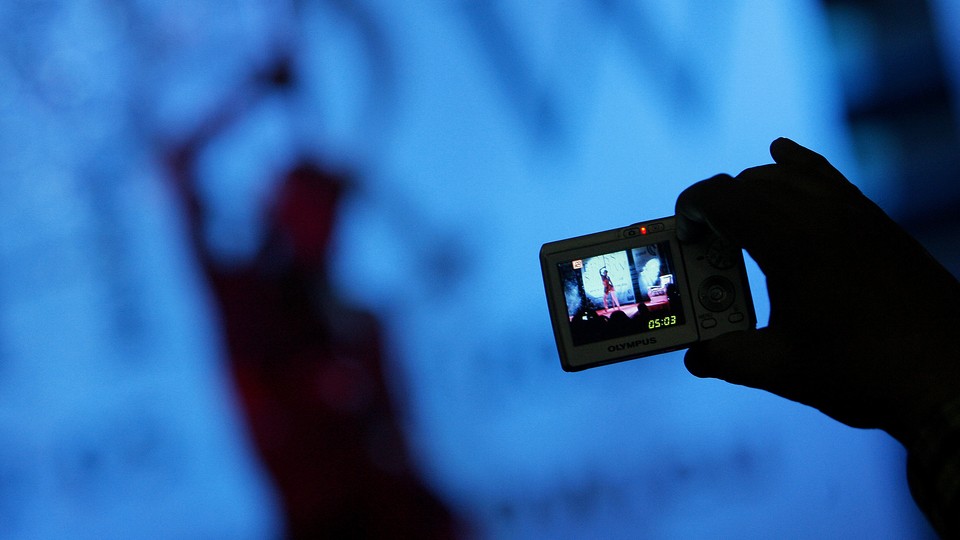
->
[540,216,756,371]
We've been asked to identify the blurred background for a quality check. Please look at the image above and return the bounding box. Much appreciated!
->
[1,0,958,538]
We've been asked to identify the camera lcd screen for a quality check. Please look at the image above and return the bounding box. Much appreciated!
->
[558,240,686,346]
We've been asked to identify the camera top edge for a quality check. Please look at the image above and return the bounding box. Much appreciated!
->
[540,216,677,255]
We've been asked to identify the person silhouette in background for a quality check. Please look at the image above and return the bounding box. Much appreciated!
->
[676,138,960,537]
[167,58,458,539]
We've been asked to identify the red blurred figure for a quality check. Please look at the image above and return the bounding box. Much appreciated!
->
[165,62,459,538]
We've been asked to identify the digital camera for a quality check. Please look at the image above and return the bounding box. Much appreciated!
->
[540,216,755,371]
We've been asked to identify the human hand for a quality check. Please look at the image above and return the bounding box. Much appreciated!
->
[676,138,960,446]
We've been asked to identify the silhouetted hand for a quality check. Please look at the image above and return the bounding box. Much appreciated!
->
[676,138,960,447]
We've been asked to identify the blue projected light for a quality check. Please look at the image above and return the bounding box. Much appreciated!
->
[328,0,930,538]
[0,2,282,538]
[0,0,939,537]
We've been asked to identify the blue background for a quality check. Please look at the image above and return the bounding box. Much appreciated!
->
[1,0,958,537]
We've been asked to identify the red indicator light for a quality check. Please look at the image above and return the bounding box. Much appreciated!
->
[640,226,647,235]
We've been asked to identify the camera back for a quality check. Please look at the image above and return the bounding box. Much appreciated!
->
[540,216,756,371]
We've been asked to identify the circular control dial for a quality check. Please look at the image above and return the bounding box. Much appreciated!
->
[706,237,737,269]
[698,275,736,312]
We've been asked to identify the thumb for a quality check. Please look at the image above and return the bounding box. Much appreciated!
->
[768,138,853,190]
[684,327,799,396]
[768,138,832,174]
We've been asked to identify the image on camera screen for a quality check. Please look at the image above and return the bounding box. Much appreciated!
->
[558,241,685,346]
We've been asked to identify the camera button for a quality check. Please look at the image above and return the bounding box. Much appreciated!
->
[698,276,736,312]
[700,317,718,329]
[706,238,737,269]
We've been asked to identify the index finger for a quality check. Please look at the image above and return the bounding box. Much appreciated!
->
[675,173,753,245]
